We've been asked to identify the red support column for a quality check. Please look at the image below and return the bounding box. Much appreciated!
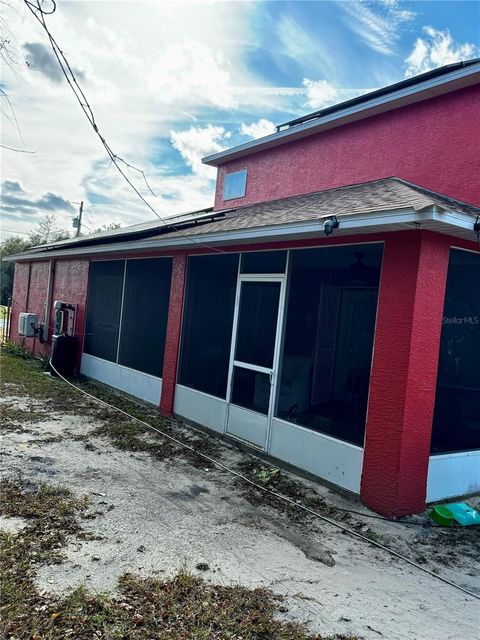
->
[160,252,187,416]
[361,231,451,517]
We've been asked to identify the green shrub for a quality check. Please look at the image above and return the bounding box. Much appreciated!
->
[0,340,33,360]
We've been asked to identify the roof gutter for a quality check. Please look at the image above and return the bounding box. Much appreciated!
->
[202,63,480,167]
[5,207,477,262]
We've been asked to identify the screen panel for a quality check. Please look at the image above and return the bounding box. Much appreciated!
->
[179,253,239,398]
[276,244,383,446]
[241,250,287,274]
[235,281,280,368]
[231,367,270,415]
[118,258,172,377]
[431,249,480,453]
[84,260,125,362]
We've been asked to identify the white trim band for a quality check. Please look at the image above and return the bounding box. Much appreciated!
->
[81,353,162,405]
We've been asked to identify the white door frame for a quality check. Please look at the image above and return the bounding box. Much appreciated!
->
[224,265,288,449]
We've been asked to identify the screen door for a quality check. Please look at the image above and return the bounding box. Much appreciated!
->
[226,277,285,448]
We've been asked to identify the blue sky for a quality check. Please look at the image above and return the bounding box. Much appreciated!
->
[1,0,479,237]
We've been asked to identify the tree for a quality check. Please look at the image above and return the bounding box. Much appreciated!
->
[92,222,121,233]
[0,236,30,305]
[28,213,71,246]
[0,216,122,304]
[0,214,70,305]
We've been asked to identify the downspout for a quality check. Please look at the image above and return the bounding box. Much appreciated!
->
[43,259,55,343]
[22,262,32,348]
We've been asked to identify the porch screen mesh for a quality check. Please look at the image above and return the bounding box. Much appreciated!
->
[118,258,172,377]
[84,260,124,362]
[431,249,480,453]
[179,253,239,398]
[276,244,383,446]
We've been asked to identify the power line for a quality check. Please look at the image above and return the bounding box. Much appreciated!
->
[1,228,31,236]
[0,144,36,153]
[23,0,226,254]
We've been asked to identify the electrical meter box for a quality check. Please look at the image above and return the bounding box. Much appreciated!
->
[53,301,77,336]
[18,313,39,337]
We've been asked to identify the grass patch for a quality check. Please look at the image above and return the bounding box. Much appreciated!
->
[0,479,89,633]
[0,402,51,431]
[0,479,355,639]
[0,350,221,467]
[237,460,336,522]
[0,349,88,415]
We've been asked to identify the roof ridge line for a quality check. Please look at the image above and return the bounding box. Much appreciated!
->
[390,178,480,210]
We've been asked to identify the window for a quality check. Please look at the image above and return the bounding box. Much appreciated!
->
[276,244,383,446]
[179,254,239,398]
[84,257,172,377]
[223,169,247,201]
[431,249,480,454]
[84,260,124,362]
[118,258,172,377]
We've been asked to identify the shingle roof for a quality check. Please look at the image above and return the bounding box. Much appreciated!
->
[149,177,480,241]
[6,177,479,261]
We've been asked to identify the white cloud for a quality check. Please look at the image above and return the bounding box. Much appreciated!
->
[240,119,276,139]
[0,0,261,236]
[149,41,237,109]
[0,0,410,242]
[302,79,339,109]
[405,27,479,77]
[170,125,230,177]
[81,167,217,232]
[341,1,415,56]
[275,14,337,79]
[301,79,377,111]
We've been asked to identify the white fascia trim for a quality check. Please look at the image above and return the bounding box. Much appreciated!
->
[430,207,479,232]
[7,207,475,261]
[6,207,416,260]
[203,65,480,166]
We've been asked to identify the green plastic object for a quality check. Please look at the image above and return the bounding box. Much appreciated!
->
[431,505,455,526]
[431,503,480,527]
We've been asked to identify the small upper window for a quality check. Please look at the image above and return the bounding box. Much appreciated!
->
[223,169,247,200]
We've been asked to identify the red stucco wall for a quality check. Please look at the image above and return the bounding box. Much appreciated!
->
[10,261,50,356]
[214,85,480,209]
[10,262,30,343]
[49,259,90,367]
[27,261,50,330]
[9,259,89,365]
[361,231,452,516]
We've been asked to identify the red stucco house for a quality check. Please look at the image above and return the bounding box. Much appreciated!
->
[7,60,480,517]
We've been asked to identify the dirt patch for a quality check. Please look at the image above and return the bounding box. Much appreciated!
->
[0,479,345,640]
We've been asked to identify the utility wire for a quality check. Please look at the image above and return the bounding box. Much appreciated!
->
[1,228,32,235]
[0,144,36,153]
[23,0,226,254]
[45,357,480,602]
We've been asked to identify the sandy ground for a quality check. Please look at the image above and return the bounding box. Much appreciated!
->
[1,385,479,640]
